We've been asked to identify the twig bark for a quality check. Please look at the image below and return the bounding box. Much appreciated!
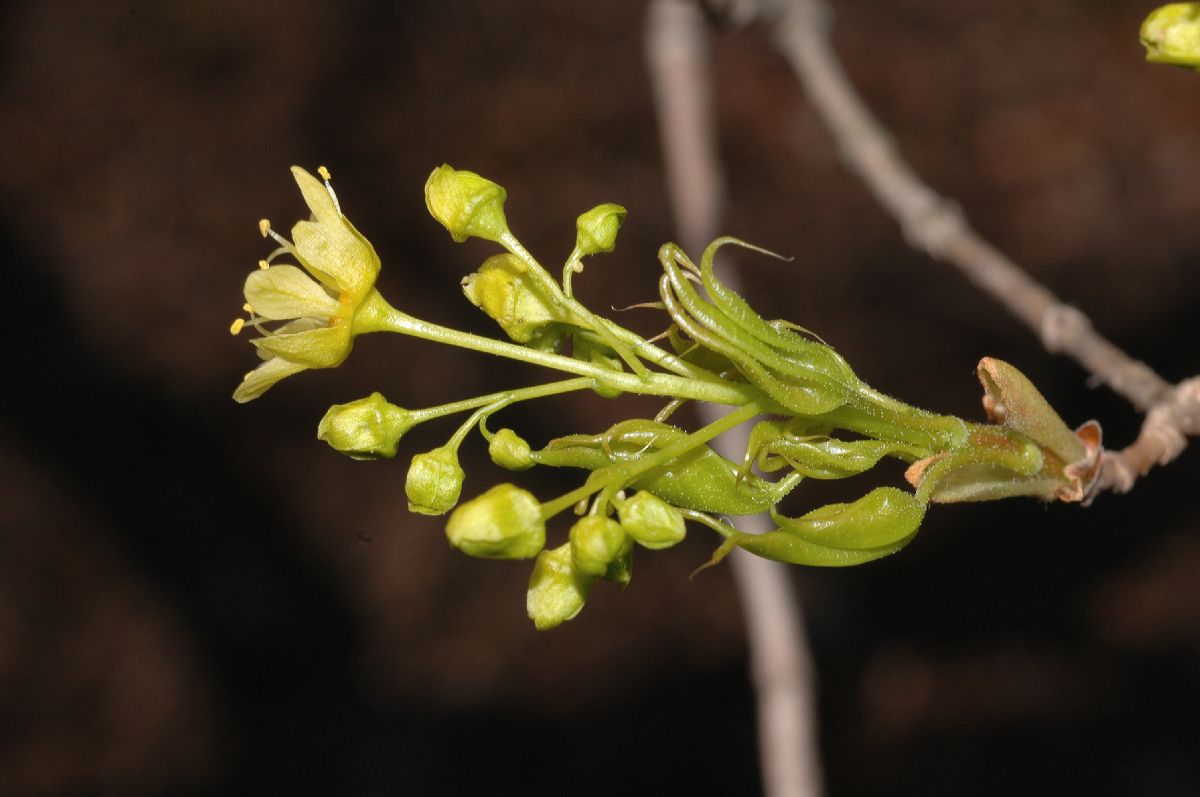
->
[646,2,825,795]
[763,0,1196,495]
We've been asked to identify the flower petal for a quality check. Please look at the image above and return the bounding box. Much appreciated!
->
[251,324,352,368]
[253,318,323,360]
[232,356,308,403]
[274,317,325,335]
[291,219,380,300]
[291,166,339,225]
[245,265,340,320]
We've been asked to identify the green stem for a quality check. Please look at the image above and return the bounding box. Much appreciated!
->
[445,398,509,452]
[558,246,715,380]
[357,291,761,408]
[797,386,968,456]
[408,377,595,426]
[501,232,651,380]
[604,321,724,382]
[678,508,737,539]
[562,249,583,297]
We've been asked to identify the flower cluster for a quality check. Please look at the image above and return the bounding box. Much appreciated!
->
[232,165,1101,629]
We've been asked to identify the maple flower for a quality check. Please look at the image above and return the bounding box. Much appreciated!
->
[231,166,382,402]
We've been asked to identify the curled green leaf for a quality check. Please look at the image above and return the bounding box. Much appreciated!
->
[706,487,925,568]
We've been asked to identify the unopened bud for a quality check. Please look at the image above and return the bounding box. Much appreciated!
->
[617,491,686,550]
[462,253,565,344]
[1141,3,1200,69]
[568,515,628,578]
[446,483,545,559]
[488,428,534,471]
[424,164,510,243]
[317,392,413,460]
[976,357,1085,465]
[574,203,627,257]
[527,543,595,631]
[405,447,465,515]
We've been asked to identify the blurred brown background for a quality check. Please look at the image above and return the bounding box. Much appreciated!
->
[1,1,1198,794]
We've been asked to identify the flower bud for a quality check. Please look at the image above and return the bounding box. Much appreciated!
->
[405,447,465,515]
[446,483,545,559]
[616,491,686,550]
[1141,3,1200,69]
[568,515,628,578]
[527,543,595,631]
[424,164,510,243]
[488,428,534,471]
[574,203,627,257]
[317,392,413,460]
[976,358,1085,465]
[462,253,565,344]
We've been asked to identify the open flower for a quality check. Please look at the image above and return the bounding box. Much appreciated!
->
[231,166,382,402]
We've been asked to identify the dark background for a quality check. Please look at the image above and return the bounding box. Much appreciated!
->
[1,1,1198,794]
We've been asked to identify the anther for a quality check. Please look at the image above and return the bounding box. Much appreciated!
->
[258,259,269,270]
[243,303,254,314]
[317,165,331,181]
[258,219,271,237]
[230,318,245,335]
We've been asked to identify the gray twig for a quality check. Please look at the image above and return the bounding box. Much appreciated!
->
[765,0,1195,494]
[646,2,825,795]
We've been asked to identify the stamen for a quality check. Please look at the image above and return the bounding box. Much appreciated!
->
[317,164,343,217]
[264,227,292,250]
[230,318,245,335]
[258,219,271,237]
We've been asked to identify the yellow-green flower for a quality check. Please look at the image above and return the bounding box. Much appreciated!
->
[231,166,383,402]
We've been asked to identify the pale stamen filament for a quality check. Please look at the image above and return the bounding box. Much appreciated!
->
[264,227,293,252]
[317,165,343,217]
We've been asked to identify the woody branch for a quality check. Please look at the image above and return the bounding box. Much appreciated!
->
[761,0,1197,497]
